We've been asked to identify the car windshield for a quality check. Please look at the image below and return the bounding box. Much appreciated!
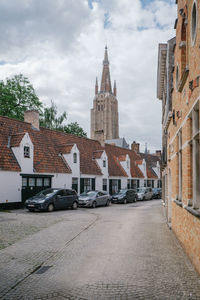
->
[117,190,126,195]
[137,188,146,193]
[34,189,59,198]
[80,191,97,197]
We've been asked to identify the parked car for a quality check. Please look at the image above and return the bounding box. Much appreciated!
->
[152,188,162,199]
[78,191,111,208]
[112,189,137,204]
[137,187,153,200]
[25,188,78,212]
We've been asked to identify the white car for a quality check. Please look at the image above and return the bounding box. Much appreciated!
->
[137,187,153,200]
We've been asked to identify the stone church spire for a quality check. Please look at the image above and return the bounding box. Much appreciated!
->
[91,46,119,145]
[100,46,112,93]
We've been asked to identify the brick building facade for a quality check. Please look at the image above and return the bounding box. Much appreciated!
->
[157,0,200,274]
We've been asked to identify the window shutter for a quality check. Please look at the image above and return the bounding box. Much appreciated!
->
[80,178,84,194]
[92,178,95,190]
[109,180,112,195]
[118,180,121,191]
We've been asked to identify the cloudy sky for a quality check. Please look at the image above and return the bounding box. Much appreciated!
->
[0,0,176,152]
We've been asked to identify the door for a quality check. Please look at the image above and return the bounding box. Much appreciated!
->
[21,176,51,202]
[66,190,76,207]
[55,190,67,209]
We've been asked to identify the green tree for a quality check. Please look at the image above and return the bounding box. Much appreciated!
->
[0,74,43,120]
[63,122,87,137]
[40,101,87,137]
[40,100,67,130]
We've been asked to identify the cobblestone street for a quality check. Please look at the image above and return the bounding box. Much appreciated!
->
[0,200,200,300]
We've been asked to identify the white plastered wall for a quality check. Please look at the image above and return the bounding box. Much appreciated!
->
[12,133,34,173]
[52,173,72,189]
[0,171,21,203]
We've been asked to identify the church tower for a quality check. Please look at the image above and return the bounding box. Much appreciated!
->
[91,46,119,145]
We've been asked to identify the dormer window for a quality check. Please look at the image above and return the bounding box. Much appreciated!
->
[103,160,106,167]
[73,153,77,163]
[24,146,30,158]
[127,160,129,169]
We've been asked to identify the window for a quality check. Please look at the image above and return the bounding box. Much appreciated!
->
[84,178,92,192]
[66,190,76,195]
[191,1,197,45]
[24,146,30,158]
[112,179,118,194]
[178,130,182,201]
[127,179,131,189]
[22,178,27,187]
[44,178,50,187]
[36,178,43,187]
[103,179,107,191]
[29,178,35,187]
[103,160,106,167]
[73,153,77,163]
[72,177,78,192]
[191,107,200,209]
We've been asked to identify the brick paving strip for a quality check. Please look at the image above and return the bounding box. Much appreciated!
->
[0,210,99,299]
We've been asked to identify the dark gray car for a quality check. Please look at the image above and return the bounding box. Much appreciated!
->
[78,191,111,208]
[25,188,78,212]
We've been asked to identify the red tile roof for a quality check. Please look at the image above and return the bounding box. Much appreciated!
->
[58,144,74,154]
[10,133,25,147]
[0,115,158,179]
[93,150,104,159]
[118,155,126,162]
[105,144,144,178]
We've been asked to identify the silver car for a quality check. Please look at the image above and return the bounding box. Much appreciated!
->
[78,191,111,208]
[137,187,153,200]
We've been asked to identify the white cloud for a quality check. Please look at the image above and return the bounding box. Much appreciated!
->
[0,0,176,152]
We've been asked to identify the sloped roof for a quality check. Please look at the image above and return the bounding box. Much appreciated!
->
[10,133,25,147]
[58,144,74,154]
[140,153,160,179]
[105,143,144,178]
[93,150,104,159]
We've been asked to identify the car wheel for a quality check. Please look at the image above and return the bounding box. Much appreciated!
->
[47,204,54,212]
[92,201,96,208]
[29,209,34,212]
[72,201,78,210]
[123,198,127,204]
[142,196,145,201]
[106,200,110,206]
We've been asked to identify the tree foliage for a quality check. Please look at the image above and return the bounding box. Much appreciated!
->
[0,74,43,120]
[63,122,87,137]
[40,100,67,130]
[0,74,87,138]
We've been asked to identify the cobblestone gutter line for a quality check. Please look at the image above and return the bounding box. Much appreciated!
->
[0,211,100,299]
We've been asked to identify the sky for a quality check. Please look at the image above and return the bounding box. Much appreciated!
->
[0,0,176,152]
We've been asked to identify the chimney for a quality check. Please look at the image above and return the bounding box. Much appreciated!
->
[24,109,39,130]
[155,150,161,157]
[131,141,140,153]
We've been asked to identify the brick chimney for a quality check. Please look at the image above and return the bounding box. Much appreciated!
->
[24,109,39,130]
[131,141,140,153]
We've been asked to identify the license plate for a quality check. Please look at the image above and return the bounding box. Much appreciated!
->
[28,204,34,207]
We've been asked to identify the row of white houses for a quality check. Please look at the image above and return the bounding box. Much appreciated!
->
[0,111,161,204]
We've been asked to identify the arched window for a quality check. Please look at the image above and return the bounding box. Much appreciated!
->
[73,153,77,163]
[191,1,197,45]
